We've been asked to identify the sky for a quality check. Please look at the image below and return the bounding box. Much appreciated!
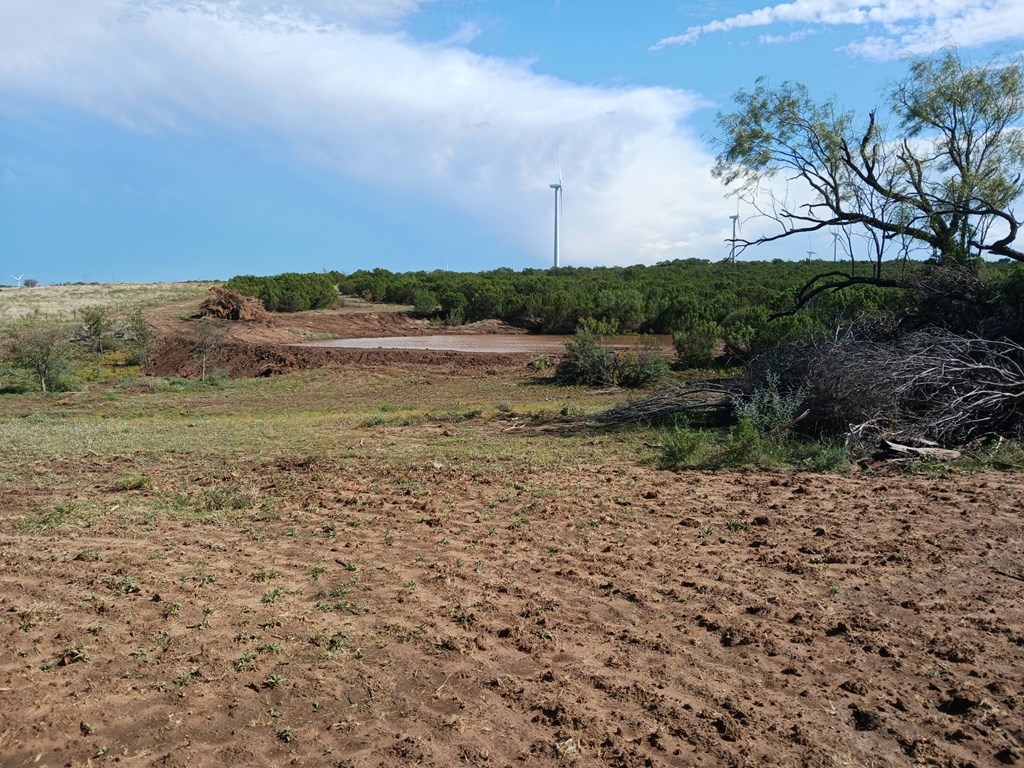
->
[2,1,1024,284]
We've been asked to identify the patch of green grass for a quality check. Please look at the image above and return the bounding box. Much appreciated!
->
[103,574,141,594]
[263,674,286,689]
[16,501,76,531]
[252,566,282,583]
[174,670,200,689]
[115,475,152,491]
[658,422,850,472]
[234,651,257,672]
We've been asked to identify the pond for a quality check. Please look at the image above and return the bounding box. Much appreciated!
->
[299,334,673,355]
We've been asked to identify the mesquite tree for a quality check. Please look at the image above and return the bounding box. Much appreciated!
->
[714,49,1024,311]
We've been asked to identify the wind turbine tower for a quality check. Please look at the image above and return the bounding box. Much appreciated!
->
[550,170,562,268]
[729,214,739,263]
[11,273,23,288]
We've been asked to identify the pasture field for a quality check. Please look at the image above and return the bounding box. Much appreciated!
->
[0,286,1022,767]
[0,282,216,323]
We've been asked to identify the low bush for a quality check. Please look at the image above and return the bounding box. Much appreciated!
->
[673,319,719,369]
[225,273,338,313]
[614,338,669,388]
[555,323,615,386]
[3,319,77,393]
[556,323,667,388]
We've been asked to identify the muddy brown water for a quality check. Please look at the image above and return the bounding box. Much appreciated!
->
[298,334,673,355]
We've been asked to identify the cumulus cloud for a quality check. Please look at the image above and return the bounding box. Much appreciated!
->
[0,0,730,266]
[652,0,1024,60]
[130,0,432,27]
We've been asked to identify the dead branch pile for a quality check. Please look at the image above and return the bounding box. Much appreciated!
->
[751,329,1024,446]
[198,287,270,322]
[593,381,740,426]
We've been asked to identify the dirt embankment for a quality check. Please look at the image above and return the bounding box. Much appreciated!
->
[144,300,534,378]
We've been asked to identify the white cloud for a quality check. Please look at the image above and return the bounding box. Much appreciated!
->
[759,28,818,45]
[0,0,732,267]
[653,0,1024,60]
[130,0,432,28]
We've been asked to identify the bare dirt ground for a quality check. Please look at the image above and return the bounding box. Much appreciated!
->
[1,299,1023,768]
[145,299,535,378]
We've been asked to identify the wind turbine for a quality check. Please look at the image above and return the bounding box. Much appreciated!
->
[10,273,23,288]
[549,151,562,268]
[729,213,740,263]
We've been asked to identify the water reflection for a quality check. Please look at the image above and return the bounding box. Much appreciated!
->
[299,334,672,355]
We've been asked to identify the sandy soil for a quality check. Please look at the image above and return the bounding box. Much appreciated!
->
[2,459,1022,767]
[1,302,1022,767]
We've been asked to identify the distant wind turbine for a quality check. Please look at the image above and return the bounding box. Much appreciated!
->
[10,273,23,287]
[729,213,740,263]
[549,150,563,268]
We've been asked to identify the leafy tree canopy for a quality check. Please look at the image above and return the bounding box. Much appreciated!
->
[713,48,1024,310]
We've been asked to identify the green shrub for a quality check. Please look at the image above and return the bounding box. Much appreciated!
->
[614,338,669,388]
[733,374,805,435]
[789,441,850,472]
[748,312,823,357]
[411,288,439,316]
[225,273,337,313]
[123,310,154,366]
[80,306,114,353]
[658,427,712,468]
[3,319,77,393]
[555,322,615,386]
[673,319,720,368]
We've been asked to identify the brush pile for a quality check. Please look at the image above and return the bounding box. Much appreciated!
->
[198,286,271,322]
[596,329,1024,448]
[755,328,1024,446]
[593,381,739,426]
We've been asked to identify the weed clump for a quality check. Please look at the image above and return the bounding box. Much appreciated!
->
[658,375,849,471]
[555,321,667,388]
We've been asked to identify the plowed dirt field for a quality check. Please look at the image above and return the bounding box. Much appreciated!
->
[1,302,1022,768]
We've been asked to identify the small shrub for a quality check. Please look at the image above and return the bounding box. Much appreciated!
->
[614,338,669,388]
[733,374,805,435]
[555,322,615,386]
[3,318,76,393]
[673,319,720,369]
[123,310,154,366]
[80,307,114,353]
[659,427,713,469]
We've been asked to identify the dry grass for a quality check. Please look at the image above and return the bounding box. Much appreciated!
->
[0,281,217,324]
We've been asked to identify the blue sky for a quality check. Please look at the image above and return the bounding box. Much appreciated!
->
[2,1,1023,284]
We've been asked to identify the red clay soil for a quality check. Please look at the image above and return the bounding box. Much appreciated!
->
[145,301,534,378]
[1,458,1022,767]
[1,301,1022,767]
